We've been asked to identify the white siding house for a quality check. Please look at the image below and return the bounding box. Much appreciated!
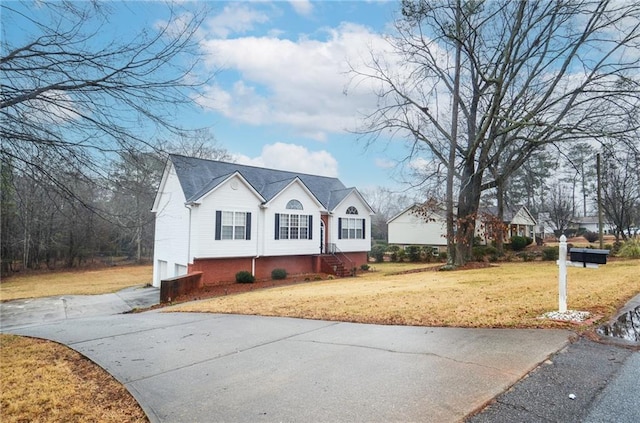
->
[151,155,374,286]
[387,205,447,251]
[476,205,537,244]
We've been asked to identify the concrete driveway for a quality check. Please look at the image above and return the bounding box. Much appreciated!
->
[1,293,574,423]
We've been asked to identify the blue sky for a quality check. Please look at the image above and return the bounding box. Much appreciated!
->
[180,0,405,190]
[3,0,420,191]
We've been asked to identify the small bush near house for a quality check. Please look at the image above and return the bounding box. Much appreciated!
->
[396,249,406,262]
[583,231,599,243]
[618,238,640,259]
[438,251,447,261]
[518,251,533,262]
[271,268,287,280]
[388,245,400,262]
[421,246,434,263]
[510,236,529,251]
[611,241,623,255]
[236,271,255,283]
[472,246,486,262]
[360,264,370,271]
[370,245,386,262]
[406,245,421,262]
[485,246,498,256]
[542,246,559,261]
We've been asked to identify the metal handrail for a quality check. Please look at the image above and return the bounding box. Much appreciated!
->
[326,243,354,272]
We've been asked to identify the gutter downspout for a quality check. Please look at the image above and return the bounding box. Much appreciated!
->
[253,204,267,277]
[184,202,195,268]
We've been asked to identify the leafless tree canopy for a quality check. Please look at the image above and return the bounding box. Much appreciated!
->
[1,1,210,197]
[0,1,222,273]
[351,0,640,265]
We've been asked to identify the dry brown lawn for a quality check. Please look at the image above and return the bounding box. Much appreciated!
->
[0,259,636,423]
[1,265,153,422]
[0,265,152,301]
[0,334,147,423]
[170,260,640,328]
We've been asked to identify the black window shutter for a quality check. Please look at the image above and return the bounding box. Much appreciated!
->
[361,218,366,239]
[215,211,222,240]
[308,215,313,240]
[245,212,252,240]
[275,213,280,240]
[338,218,342,239]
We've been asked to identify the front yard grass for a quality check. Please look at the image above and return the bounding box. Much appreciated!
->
[0,334,147,423]
[0,265,152,301]
[1,260,637,423]
[170,260,639,328]
[1,265,153,422]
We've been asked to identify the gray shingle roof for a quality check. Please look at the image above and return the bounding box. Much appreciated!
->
[169,154,351,210]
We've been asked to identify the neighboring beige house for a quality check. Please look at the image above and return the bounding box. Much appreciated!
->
[476,205,537,245]
[387,204,447,253]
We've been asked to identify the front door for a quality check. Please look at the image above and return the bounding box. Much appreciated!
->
[320,221,325,253]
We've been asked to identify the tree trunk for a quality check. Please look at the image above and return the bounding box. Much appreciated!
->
[446,0,462,267]
[455,163,483,266]
[495,180,505,255]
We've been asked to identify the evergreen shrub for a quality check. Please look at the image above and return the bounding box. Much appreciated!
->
[271,268,287,280]
[236,270,255,283]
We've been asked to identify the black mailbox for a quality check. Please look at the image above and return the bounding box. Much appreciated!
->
[570,248,610,265]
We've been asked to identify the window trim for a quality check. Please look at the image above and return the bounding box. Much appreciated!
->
[215,210,251,240]
[286,199,303,210]
[275,212,313,240]
[338,217,365,240]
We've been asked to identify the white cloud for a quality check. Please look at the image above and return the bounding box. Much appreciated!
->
[375,158,396,169]
[197,22,390,141]
[205,4,270,38]
[233,142,339,177]
[289,0,313,17]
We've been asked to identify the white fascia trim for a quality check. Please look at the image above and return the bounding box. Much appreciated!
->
[263,177,327,211]
[194,171,265,203]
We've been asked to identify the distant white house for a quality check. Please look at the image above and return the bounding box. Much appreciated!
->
[476,205,537,244]
[569,216,614,234]
[387,205,447,253]
[387,204,537,249]
[151,155,374,287]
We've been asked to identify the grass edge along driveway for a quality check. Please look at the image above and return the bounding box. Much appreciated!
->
[170,261,640,329]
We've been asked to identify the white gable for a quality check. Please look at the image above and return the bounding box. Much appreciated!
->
[264,178,324,210]
[388,206,447,246]
[511,207,536,226]
[189,174,262,259]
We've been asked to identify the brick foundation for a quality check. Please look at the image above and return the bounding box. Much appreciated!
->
[189,253,368,285]
[160,271,203,303]
[190,255,318,286]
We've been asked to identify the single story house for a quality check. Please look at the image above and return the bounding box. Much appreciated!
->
[387,203,536,249]
[569,216,614,235]
[387,204,447,254]
[151,154,373,287]
[476,205,537,244]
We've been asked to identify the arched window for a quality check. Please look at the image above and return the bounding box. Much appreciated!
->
[346,206,358,215]
[286,199,303,210]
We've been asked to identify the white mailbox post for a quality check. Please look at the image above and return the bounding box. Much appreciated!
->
[558,235,568,312]
[556,234,609,313]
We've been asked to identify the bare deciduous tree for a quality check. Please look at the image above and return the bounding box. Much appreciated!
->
[601,143,640,241]
[1,1,211,200]
[351,0,640,265]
